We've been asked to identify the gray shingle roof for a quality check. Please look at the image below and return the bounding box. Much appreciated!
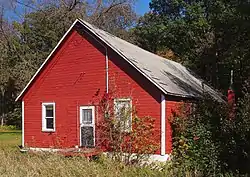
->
[16,19,224,102]
[78,19,224,102]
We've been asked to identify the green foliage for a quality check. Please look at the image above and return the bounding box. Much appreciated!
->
[169,92,250,176]
[226,89,250,174]
[169,98,227,176]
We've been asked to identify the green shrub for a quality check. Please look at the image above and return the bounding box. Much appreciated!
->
[169,97,232,176]
[0,125,18,131]
[169,91,250,176]
[227,90,250,174]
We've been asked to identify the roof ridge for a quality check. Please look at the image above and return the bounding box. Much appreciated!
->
[78,18,181,66]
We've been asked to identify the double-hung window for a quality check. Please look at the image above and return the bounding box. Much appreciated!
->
[114,99,132,132]
[42,103,55,132]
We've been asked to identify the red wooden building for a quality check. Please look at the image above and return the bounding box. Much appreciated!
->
[16,19,223,161]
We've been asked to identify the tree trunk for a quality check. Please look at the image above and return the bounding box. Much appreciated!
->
[0,112,5,126]
[0,116,3,126]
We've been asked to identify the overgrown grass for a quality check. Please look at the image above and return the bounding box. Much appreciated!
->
[0,127,235,176]
[0,148,167,177]
[0,129,167,177]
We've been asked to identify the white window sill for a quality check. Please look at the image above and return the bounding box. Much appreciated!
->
[42,129,55,132]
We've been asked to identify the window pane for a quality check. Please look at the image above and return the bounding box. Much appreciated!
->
[81,126,94,147]
[115,100,132,132]
[46,118,54,129]
[115,101,130,118]
[45,105,54,117]
[82,109,92,124]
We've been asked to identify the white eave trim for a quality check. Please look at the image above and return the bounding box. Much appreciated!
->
[15,19,79,101]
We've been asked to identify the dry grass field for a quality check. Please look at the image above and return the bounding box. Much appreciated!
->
[0,127,166,177]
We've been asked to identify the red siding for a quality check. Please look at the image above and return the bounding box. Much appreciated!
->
[108,51,161,154]
[165,98,183,154]
[23,26,162,153]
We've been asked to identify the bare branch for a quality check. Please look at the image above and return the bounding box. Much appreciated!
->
[15,0,39,11]
[93,1,125,23]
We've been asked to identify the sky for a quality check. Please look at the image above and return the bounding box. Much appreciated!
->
[3,0,151,22]
[135,0,150,15]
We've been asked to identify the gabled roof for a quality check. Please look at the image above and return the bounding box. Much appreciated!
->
[16,19,224,102]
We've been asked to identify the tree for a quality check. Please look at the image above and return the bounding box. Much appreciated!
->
[0,7,18,126]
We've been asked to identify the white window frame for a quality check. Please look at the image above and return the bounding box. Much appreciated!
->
[114,98,132,132]
[79,106,95,147]
[42,102,56,132]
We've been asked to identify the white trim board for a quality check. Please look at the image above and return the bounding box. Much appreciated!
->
[105,48,109,93]
[22,101,25,147]
[161,94,166,155]
[27,147,61,152]
[103,152,170,163]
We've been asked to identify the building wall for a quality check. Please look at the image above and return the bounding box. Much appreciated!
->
[165,98,184,154]
[23,26,163,153]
